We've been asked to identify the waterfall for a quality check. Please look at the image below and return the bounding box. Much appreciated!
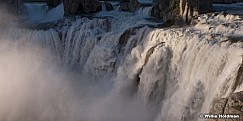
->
[0,27,63,63]
[56,13,242,120]
[23,3,64,23]
[101,2,107,11]
[136,6,153,17]
[138,0,153,4]
[0,3,242,121]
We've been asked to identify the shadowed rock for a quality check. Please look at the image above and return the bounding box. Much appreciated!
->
[104,1,114,11]
[47,0,61,8]
[152,0,213,24]
[63,0,102,15]
[120,0,141,12]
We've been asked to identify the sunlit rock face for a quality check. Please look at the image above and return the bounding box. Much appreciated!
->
[210,91,243,121]
[63,0,102,15]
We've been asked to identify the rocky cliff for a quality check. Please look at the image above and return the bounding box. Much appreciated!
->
[210,91,243,121]
[152,0,213,24]
[152,0,179,23]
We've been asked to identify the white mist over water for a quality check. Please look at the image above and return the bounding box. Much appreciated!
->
[0,3,243,121]
[0,28,155,121]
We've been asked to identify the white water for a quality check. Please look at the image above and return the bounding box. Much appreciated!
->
[0,3,243,121]
[23,3,64,23]
[136,6,153,17]
[138,0,153,4]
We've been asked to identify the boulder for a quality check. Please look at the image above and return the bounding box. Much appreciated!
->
[152,0,179,23]
[120,0,141,12]
[209,91,243,121]
[47,0,61,8]
[63,0,102,15]
[104,1,114,11]
[152,0,213,24]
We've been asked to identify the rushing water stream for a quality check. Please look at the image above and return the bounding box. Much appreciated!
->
[0,2,242,121]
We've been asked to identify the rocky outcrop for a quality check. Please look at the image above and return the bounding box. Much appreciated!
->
[152,0,179,24]
[47,0,61,8]
[104,1,114,11]
[120,0,141,12]
[63,0,102,15]
[209,91,243,121]
[180,0,212,23]
[152,0,213,24]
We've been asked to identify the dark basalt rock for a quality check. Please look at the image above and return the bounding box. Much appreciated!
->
[199,0,214,14]
[104,1,114,11]
[151,0,179,24]
[63,0,102,15]
[47,0,61,8]
[119,0,141,12]
[152,0,213,24]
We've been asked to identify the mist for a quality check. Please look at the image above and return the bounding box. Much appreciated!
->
[0,38,155,121]
[1,1,242,121]
[0,4,155,121]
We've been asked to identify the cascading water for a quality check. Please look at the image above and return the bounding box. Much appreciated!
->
[136,6,153,17]
[138,0,153,4]
[23,3,64,23]
[0,2,243,121]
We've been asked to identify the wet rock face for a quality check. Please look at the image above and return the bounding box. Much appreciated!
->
[104,1,114,11]
[47,0,61,8]
[152,0,213,24]
[210,91,243,121]
[180,0,213,23]
[120,0,141,12]
[151,0,179,23]
[63,0,102,15]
